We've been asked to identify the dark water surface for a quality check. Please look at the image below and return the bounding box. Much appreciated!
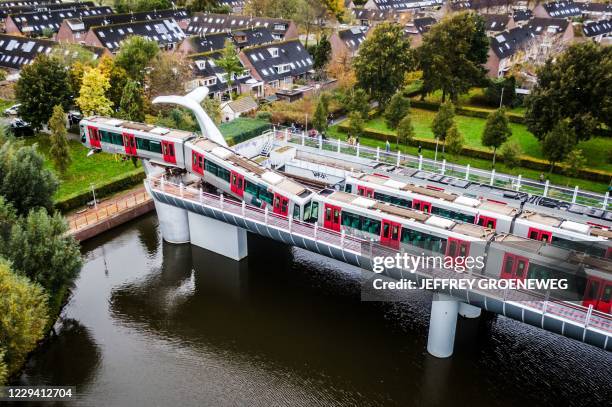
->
[12,214,612,406]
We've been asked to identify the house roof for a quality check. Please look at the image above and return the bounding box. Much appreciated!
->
[217,0,245,8]
[337,26,368,52]
[0,34,103,70]
[483,14,510,32]
[241,39,313,82]
[542,1,582,18]
[489,26,535,59]
[580,2,612,14]
[449,0,509,10]
[525,17,569,35]
[91,18,186,52]
[367,0,443,11]
[187,26,274,53]
[513,9,533,22]
[63,8,190,34]
[413,17,436,33]
[223,96,257,113]
[189,51,252,94]
[582,18,612,36]
[8,5,112,35]
[351,7,398,21]
[0,0,67,19]
[186,13,292,38]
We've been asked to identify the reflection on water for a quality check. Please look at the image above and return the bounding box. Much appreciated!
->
[12,214,612,406]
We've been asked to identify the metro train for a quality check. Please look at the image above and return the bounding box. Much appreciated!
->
[80,117,611,312]
[345,173,612,259]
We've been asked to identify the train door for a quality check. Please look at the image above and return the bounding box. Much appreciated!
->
[323,204,341,232]
[161,140,176,164]
[527,227,552,243]
[598,282,612,313]
[413,199,432,213]
[499,253,529,281]
[477,215,497,229]
[230,171,244,197]
[273,193,289,217]
[446,238,470,258]
[88,126,101,148]
[122,133,136,155]
[380,220,401,249]
[192,151,204,175]
[357,185,374,198]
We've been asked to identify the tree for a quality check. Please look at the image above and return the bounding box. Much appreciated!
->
[482,108,511,168]
[202,98,222,125]
[0,260,48,378]
[397,114,415,148]
[48,105,71,174]
[5,209,82,298]
[119,80,145,122]
[541,120,576,172]
[500,141,522,169]
[525,42,611,142]
[344,88,370,120]
[114,36,159,81]
[14,54,71,130]
[146,52,191,100]
[564,149,586,182]
[384,91,410,130]
[353,22,415,106]
[431,101,455,154]
[311,34,332,73]
[419,12,488,102]
[313,95,329,132]
[445,124,464,170]
[484,76,517,107]
[98,56,129,109]
[76,67,113,116]
[348,111,365,140]
[0,140,58,215]
[216,40,244,100]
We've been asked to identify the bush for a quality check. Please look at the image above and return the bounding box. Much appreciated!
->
[255,111,272,121]
[500,141,523,169]
[219,118,271,145]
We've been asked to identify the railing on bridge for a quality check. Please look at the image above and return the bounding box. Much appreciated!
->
[267,128,611,211]
[148,175,612,336]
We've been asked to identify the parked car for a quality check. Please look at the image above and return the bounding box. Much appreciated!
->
[9,118,33,137]
[68,110,82,126]
[4,103,21,116]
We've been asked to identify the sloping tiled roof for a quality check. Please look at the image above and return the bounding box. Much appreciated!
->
[525,17,569,35]
[0,0,65,19]
[483,14,510,31]
[64,8,190,34]
[543,1,582,17]
[583,18,612,36]
[242,39,313,82]
[187,26,274,53]
[9,5,112,35]
[0,34,103,69]
[513,9,533,22]
[489,26,535,59]
[368,0,443,10]
[224,96,257,113]
[189,51,252,94]
[337,26,368,52]
[352,7,398,21]
[186,13,291,39]
[91,18,186,52]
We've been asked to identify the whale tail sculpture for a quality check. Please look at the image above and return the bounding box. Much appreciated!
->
[152,86,228,148]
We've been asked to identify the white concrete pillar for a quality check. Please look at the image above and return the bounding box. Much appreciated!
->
[418,154,423,170]
[490,169,495,186]
[458,302,481,319]
[441,159,446,175]
[572,186,579,203]
[153,198,190,244]
[543,180,549,197]
[376,146,380,161]
[516,174,522,191]
[188,212,248,261]
[465,164,470,180]
[427,293,459,358]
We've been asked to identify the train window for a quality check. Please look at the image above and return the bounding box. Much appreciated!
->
[282,199,289,214]
[362,217,380,235]
[529,230,538,239]
[382,223,390,238]
[258,189,273,205]
[325,207,332,221]
[149,141,162,154]
[345,184,352,193]
[504,256,514,275]
[333,208,340,223]
[245,181,258,196]
[137,138,150,151]
[585,280,600,300]
[391,225,399,240]
[602,285,612,302]
[111,133,123,146]
[303,201,318,223]
[516,260,527,278]
[100,130,112,143]
[293,204,300,220]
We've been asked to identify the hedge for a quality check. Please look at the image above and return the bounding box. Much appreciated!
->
[219,118,272,145]
[55,168,146,213]
[409,100,526,124]
[337,124,612,183]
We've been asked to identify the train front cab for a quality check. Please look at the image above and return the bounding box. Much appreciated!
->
[583,272,612,313]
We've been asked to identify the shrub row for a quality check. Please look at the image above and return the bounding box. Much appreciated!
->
[55,168,146,213]
[337,124,612,183]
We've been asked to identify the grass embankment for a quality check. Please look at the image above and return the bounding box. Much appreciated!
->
[327,119,611,194]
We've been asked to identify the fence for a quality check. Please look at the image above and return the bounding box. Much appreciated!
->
[68,189,150,231]
[268,127,611,211]
[148,175,611,335]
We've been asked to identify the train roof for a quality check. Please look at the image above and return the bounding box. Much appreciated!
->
[519,210,611,240]
[326,190,496,240]
[190,137,312,198]
[84,116,195,141]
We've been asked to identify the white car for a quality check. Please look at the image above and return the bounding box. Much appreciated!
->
[4,103,21,116]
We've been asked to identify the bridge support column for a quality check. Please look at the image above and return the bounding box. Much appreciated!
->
[154,199,191,244]
[458,302,481,319]
[427,293,459,358]
[188,212,248,261]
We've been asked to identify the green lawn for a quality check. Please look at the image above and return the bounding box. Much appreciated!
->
[417,88,527,116]
[361,110,612,173]
[25,135,141,201]
[326,124,610,194]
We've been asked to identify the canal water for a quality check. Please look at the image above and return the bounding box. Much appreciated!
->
[12,214,612,406]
